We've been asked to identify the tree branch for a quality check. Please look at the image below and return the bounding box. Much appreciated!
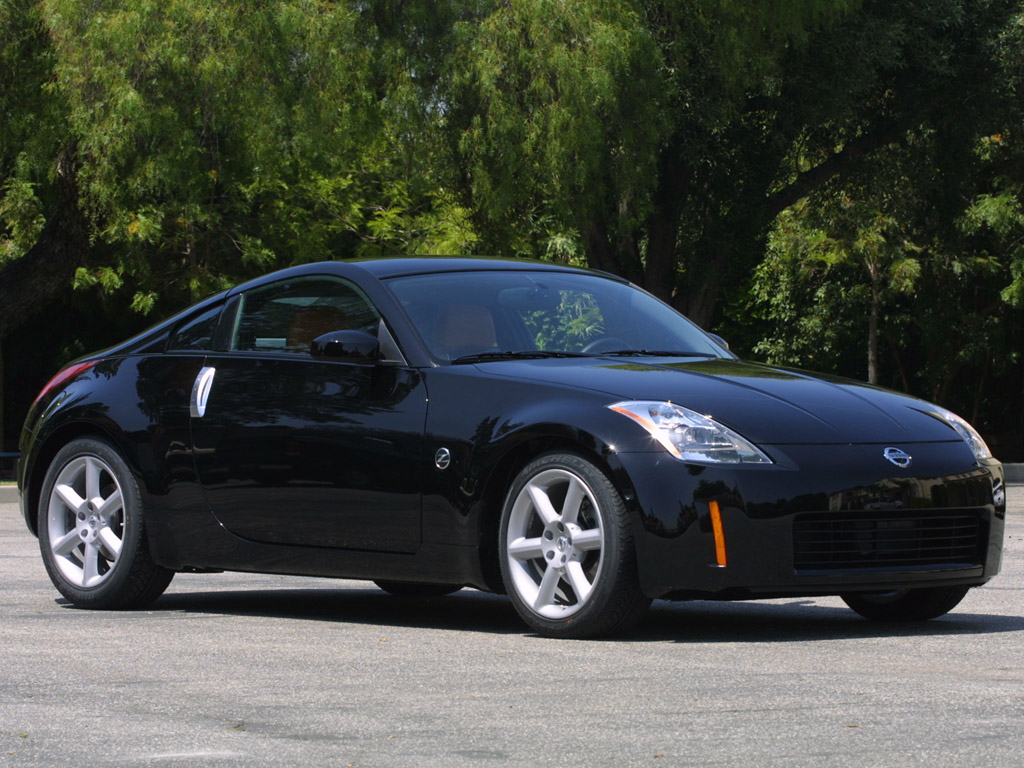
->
[764,118,908,221]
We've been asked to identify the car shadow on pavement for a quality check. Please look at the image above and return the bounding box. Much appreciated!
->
[630,598,1024,643]
[94,585,1024,642]
[146,586,529,635]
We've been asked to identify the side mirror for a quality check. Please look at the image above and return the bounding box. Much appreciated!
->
[310,330,380,363]
[707,332,730,350]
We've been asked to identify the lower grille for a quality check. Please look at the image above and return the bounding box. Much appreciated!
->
[793,510,984,571]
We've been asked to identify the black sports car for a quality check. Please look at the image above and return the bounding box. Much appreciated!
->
[18,258,1005,637]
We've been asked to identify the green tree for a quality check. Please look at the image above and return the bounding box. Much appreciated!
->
[1,0,478,333]
[754,195,922,386]
[0,0,86,336]
[751,129,1023,442]
[2,0,1023,456]
[450,0,1020,329]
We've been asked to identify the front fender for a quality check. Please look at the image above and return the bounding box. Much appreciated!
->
[420,367,656,554]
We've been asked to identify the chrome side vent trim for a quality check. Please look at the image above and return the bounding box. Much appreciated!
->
[190,366,216,418]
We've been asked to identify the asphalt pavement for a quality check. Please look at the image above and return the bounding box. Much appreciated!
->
[2,488,1022,767]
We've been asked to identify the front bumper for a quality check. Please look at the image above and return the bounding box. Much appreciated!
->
[612,442,1005,600]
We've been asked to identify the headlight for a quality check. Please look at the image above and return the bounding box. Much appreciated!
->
[608,401,772,464]
[926,408,993,461]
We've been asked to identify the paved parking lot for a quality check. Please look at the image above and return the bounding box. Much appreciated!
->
[2,488,1022,767]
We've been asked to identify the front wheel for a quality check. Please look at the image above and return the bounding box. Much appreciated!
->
[499,453,650,638]
[38,438,174,609]
[840,585,971,621]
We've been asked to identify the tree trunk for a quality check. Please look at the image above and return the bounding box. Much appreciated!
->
[0,147,89,339]
[641,144,689,302]
[868,273,879,385]
[675,246,731,330]
[972,356,989,425]
[579,216,616,275]
[884,329,911,392]
[0,338,4,455]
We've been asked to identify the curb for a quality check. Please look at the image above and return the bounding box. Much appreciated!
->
[1,485,19,504]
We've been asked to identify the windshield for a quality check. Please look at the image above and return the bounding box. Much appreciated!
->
[384,269,730,362]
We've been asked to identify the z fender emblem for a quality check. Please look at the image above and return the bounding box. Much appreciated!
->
[883,447,912,468]
[434,447,452,470]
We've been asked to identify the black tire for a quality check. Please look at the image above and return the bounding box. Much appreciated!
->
[840,585,971,621]
[498,452,650,638]
[38,438,174,609]
[374,580,463,597]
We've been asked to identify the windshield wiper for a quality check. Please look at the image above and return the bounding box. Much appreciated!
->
[451,350,588,364]
[599,350,717,358]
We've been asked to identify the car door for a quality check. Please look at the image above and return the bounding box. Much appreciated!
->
[189,274,427,553]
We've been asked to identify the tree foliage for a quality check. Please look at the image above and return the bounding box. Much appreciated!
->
[450,0,868,322]
[1,0,1023,455]
[752,85,1024,437]
[2,0,479,324]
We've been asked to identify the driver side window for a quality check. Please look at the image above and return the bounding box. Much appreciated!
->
[229,276,380,354]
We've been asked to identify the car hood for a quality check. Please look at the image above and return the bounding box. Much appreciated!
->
[483,357,960,445]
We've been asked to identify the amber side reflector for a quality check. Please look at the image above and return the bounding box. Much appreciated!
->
[709,500,727,567]
[31,361,98,408]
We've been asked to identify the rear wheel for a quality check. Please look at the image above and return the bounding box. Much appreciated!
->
[38,438,173,609]
[499,452,650,638]
[840,585,971,621]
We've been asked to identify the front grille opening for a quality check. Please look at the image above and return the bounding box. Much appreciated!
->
[793,511,984,571]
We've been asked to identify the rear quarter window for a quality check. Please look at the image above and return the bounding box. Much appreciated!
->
[167,305,222,351]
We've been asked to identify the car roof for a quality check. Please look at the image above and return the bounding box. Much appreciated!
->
[349,256,611,279]
[223,256,627,297]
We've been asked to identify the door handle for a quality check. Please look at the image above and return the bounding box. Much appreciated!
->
[190,366,216,418]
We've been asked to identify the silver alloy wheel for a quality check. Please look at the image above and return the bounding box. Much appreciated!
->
[504,467,604,619]
[46,454,125,589]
